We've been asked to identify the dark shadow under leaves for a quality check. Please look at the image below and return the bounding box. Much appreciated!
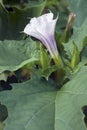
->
[82,105,87,127]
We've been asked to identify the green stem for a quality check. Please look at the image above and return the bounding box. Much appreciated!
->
[53,56,65,85]
[53,55,63,67]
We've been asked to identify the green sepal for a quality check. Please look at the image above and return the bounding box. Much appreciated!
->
[40,65,58,80]
[70,42,80,69]
[40,44,51,70]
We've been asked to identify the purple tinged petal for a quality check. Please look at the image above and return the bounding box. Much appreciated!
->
[24,12,59,59]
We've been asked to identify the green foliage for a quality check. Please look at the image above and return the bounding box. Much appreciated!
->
[55,66,87,130]
[0,38,39,73]
[0,74,57,130]
[67,0,87,27]
[0,0,46,40]
[60,0,87,73]
[0,0,87,130]
[40,44,51,70]
[67,18,87,52]
[65,0,87,50]
[69,42,80,69]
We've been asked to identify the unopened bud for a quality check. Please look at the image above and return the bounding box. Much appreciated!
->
[66,13,76,31]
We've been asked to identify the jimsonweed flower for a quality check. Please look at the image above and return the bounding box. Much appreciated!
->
[24,12,60,65]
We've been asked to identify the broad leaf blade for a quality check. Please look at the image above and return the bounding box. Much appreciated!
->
[0,39,39,73]
[55,66,87,130]
[0,75,57,130]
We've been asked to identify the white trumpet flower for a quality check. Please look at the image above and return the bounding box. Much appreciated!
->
[24,12,59,61]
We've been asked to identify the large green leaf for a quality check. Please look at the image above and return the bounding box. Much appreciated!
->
[55,66,87,130]
[0,39,39,73]
[0,0,46,40]
[0,75,57,130]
